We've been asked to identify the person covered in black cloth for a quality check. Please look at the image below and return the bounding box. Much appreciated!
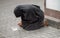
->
[14,4,44,30]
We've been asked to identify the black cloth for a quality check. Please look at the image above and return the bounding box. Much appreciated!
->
[14,4,44,30]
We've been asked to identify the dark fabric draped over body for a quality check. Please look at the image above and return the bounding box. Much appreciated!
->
[14,4,44,30]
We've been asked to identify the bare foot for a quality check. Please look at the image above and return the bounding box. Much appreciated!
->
[44,19,48,27]
[18,22,23,27]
